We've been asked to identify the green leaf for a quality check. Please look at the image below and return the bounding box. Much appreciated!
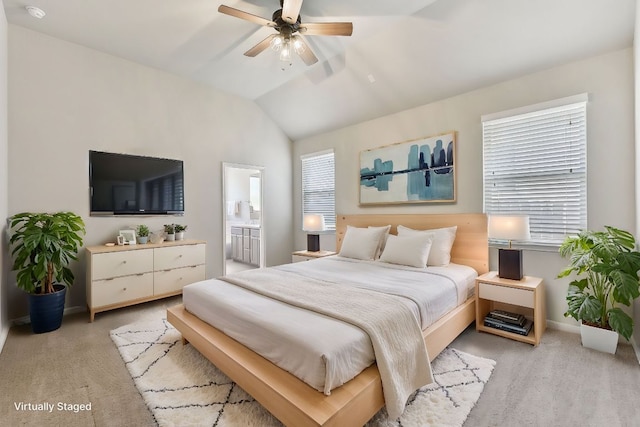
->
[610,270,640,306]
[608,308,633,340]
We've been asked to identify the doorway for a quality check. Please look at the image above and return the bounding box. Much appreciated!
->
[222,163,264,275]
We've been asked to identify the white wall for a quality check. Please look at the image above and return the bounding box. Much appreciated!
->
[634,2,640,350]
[7,25,294,319]
[293,48,635,329]
[0,2,9,350]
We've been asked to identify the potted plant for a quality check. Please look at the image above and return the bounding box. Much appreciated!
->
[174,224,187,241]
[558,226,640,353]
[8,212,85,333]
[164,224,175,241]
[136,224,150,244]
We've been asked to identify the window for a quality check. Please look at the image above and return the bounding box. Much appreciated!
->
[301,150,335,231]
[483,94,587,246]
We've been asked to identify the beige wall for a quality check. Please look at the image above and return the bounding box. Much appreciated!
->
[293,48,635,330]
[0,3,8,347]
[6,25,294,319]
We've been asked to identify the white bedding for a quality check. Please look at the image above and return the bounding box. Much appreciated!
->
[182,256,477,397]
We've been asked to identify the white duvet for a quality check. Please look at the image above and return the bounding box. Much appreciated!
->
[182,256,476,397]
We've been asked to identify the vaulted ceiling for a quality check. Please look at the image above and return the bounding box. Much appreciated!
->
[2,0,636,140]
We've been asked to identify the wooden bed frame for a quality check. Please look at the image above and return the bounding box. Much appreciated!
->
[167,213,488,426]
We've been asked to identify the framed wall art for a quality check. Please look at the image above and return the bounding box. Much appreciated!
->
[359,131,456,205]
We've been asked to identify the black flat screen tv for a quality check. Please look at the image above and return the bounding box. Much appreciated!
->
[89,150,184,215]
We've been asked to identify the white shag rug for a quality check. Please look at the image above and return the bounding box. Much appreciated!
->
[111,318,495,427]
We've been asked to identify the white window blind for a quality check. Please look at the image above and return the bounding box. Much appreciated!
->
[301,150,335,231]
[483,97,587,246]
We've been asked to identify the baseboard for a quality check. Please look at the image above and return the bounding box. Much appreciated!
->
[11,305,86,326]
[546,319,579,334]
[0,324,9,354]
[631,337,640,365]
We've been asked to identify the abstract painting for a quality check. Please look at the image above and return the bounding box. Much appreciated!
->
[360,132,456,205]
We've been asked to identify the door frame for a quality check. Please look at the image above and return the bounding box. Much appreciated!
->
[222,162,265,275]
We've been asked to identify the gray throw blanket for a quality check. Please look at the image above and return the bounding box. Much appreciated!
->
[221,268,433,420]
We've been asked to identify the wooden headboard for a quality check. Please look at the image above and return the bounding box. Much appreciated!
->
[336,213,488,275]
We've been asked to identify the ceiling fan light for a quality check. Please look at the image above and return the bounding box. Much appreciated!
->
[292,36,305,54]
[270,35,284,52]
[279,40,292,62]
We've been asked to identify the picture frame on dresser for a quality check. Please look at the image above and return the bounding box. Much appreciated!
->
[118,229,136,245]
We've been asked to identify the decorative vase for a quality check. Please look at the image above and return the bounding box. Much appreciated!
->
[138,236,148,244]
[166,233,175,242]
[580,322,618,354]
[175,232,184,241]
[29,284,67,334]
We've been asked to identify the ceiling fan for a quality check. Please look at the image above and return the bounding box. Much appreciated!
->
[218,0,353,67]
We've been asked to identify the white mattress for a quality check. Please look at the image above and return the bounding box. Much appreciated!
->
[182,256,477,394]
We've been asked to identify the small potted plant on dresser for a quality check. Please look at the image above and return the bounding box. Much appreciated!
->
[136,224,150,244]
[558,226,640,354]
[8,212,85,333]
[174,224,187,241]
[164,224,175,241]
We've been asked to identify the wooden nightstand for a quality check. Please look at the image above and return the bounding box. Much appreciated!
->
[475,271,546,345]
[292,250,337,263]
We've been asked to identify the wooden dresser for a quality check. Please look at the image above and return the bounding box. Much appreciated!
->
[86,239,206,321]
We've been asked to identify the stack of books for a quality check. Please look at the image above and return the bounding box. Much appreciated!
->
[484,309,533,336]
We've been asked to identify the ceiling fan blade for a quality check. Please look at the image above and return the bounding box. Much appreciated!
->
[299,22,353,36]
[218,5,275,27]
[281,0,303,24]
[295,36,318,66]
[244,34,277,57]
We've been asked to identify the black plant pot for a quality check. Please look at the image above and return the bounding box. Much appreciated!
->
[29,284,67,334]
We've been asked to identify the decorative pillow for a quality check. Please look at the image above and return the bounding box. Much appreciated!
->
[379,234,433,268]
[397,225,457,266]
[339,226,387,261]
[368,225,391,259]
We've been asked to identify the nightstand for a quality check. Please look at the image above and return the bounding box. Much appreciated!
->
[292,250,337,263]
[475,271,546,345]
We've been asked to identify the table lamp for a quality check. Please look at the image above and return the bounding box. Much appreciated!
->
[303,214,325,252]
[488,215,530,280]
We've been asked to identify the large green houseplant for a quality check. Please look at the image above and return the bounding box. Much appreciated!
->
[558,226,640,344]
[9,212,85,333]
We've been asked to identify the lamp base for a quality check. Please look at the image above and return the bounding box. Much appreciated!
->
[498,248,523,280]
[307,234,320,252]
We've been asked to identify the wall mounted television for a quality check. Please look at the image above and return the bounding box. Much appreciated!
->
[89,150,184,216]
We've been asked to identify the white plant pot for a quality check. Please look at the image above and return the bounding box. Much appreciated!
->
[175,232,184,241]
[166,233,175,242]
[580,322,618,354]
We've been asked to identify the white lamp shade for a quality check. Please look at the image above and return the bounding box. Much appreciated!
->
[303,214,325,232]
[488,215,531,241]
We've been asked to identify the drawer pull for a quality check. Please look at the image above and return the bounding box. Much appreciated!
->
[122,260,127,264]
[123,287,127,291]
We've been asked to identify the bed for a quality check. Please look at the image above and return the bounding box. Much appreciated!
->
[167,213,488,426]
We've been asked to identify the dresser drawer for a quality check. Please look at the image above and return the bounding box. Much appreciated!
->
[154,264,206,295]
[91,250,154,280]
[478,282,534,308]
[91,273,154,307]
[155,244,205,270]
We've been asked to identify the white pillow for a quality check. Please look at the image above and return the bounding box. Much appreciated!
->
[368,225,391,259]
[379,234,433,268]
[339,226,387,261]
[397,225,457,266]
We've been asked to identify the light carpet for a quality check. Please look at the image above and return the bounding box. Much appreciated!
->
[111,318,495,427]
